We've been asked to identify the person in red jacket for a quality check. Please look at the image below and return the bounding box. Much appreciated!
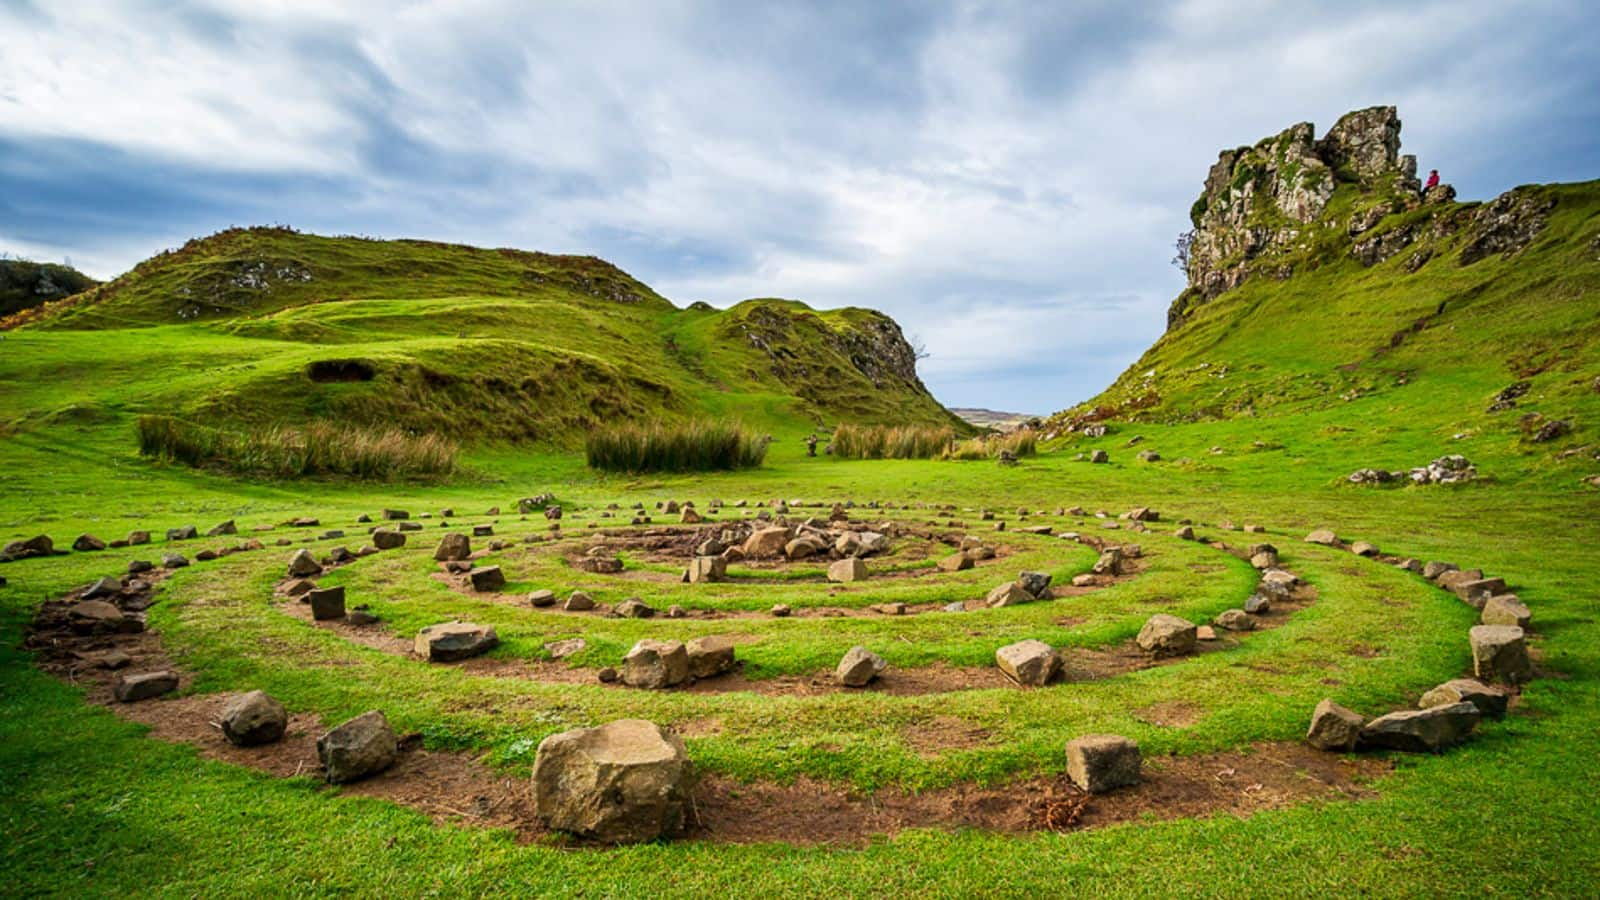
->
[1425,169,1440,190]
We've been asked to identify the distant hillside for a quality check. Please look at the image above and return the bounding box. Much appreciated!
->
[1048,107,1600,467]
[951,408,1037,431]
[1,228,962,445]
[0,258,97,317]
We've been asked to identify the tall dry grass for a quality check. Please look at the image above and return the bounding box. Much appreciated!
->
[136,415,457,479]
[939,429,1038,461]
[586,420,769,473]
[829,424,957,459]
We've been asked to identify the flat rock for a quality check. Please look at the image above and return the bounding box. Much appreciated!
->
[114,670,178,702]
[1360,703,1480,753]
[532,719,692,843]
[1419,678,1509,720]
[415,621,499,661]
[317,710,398,784]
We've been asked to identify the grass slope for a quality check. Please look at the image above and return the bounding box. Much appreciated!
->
[3,228,960,449]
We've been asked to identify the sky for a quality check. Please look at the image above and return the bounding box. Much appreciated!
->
[3,1,1598,413]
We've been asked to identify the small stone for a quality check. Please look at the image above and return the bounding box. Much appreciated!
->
[835,646,887,687]
[1137,614,1197,657]
[528,589,557,608]
[1305,699,1365,751]
[73,534,107,552]
[615,598,655,619]
[938,553,974,572]
[545,638,587,659]
[415,621,499,661]
[687,636,736,679]
[1174,526,1196,540]
[434,533,471,561]
[770,604,792,617]
[1016,571,1052,599]
[1244,593,1272,615]
[985,581,1034,608]
[995,639,1059,686]
[1350,541,1379,557]
[220,690,288,746]
[1214,609,1255,631]
[114,670,179,702]
[1304,529,1339,546]
[1422,561,1458,580]
[317,710,398,784]
[468,566,506,592]
[565,591,595,611]
[622,639,689,689]
[1064,734,1141,793]
[308,586,346,621]
[827,557,868,583]
[287,549,322,577]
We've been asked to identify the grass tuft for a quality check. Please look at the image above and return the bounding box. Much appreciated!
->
[830,424,957,459]
[585,419,769,472]
[135,415,457,480]
[940,429,1039,461]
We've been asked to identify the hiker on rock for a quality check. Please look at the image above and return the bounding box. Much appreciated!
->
[1425,169,1440,191]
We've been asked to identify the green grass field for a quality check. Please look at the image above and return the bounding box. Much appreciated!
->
[2,183,1598,895]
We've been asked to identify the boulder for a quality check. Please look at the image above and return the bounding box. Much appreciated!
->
[207,520,237,537]
[1418,678,1509,720]
[528,589,557,608]
[308,586,346,621]
[72,534,107,552]
[1480,595,1532,629]
[1137,614,1198,657]
[565,591,595,612]
[1305,699,1365,751]
[1214,608,1255,631]
[743,526,791,558]
[317,710,398,784]
[622,639,689,689]
[1436,569,1485,592]
[1,534,54,562]
[161,552,189,569]
[1360,703,1480,753]
[371,529,406,550]
[434,533,471,561]
[1091,548,1124,576]
[685,555,728,584]
[1304,529,1339,546]
[985,581,1034,608]
[827,557,868,583]
[468,566,506,592]
[167,526,198,541]
[1350,541,1379,557]
[1016,571,1053,599]
[1064,734,1141,793]
[995,639,1059,686]
[1422,561,1458,580]
[532,719,692,843]
[415,621,499,661]
[686,636,736,679]
[835,646,887,687]
[220,690,288,746]
[1469,625,1532,684]
[113,670,179,702]
[1453,577,1507,609]
[287,549,322,578]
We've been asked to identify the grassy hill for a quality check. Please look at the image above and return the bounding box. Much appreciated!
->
[0,228,961,452]
[0,257,97,317]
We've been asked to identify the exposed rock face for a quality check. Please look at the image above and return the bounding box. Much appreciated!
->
[1460,190,1557,265]
[532,719,693,843]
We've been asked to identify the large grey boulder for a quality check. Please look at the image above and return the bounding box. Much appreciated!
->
[1470,625,1533,684]
[287,549,322,578]
[1419,679,1509,720]
[1065,734,1141,793]
[835,646,887,687]
[686,636,736,679]
[317,710,398,784]
[415,621,499,661]
[1306,699,1364,751]
[622,639,689,689]
[1137,614,1198,657]
[220,690,288,746]
[1360,703,1480,752]
[995,639,1059,686]
[532,719,693,843]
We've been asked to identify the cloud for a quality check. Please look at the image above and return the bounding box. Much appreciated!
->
[1,0,1596,414]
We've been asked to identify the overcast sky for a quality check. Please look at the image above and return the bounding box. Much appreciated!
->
[3,1,1597,412]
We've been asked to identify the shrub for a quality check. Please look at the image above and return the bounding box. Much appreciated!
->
[585,420,768,473]
[136,415,457,480]
[939,430,1039,461]
[830,424,957,460]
